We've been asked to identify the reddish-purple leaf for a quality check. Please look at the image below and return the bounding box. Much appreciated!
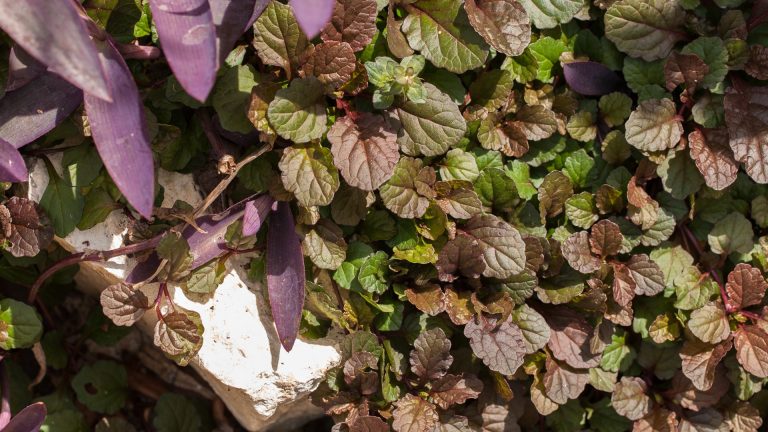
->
[210,0,270,63]
[288,0,335,38]
[84,39,154,219]
[0,0,110,101]
[0,73,83,148]
[2,402,46,432]
[5,46,44,92]
[242,196,272,236]
[563,61,622,96]
[0,139,28,183]
[267,201,305,352]
[150,0,218,102]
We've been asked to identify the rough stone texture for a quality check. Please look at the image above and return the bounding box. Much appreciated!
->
[27,157,342,431]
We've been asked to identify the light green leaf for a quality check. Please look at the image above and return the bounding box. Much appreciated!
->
[279,144,340,207]
[402,0,489,73]
[565,192,598,229]
[212,65,259,134]
[528,37,568,83]
[439,148,480,182]
[0,298,43,350]
[708,212,754,255]
[267,77,328,143]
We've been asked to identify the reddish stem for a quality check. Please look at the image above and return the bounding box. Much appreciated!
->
[28,236,162,303]
[335,99,360,121]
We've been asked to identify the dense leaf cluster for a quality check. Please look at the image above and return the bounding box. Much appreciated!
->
[1,0,768,430]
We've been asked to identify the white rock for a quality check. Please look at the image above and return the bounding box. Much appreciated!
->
[27,158,341,431]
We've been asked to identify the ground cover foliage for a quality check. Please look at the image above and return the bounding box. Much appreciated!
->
[1,0,768,430]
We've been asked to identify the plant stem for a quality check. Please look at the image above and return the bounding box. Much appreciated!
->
[27,236,162,303]
[191,146,271,219]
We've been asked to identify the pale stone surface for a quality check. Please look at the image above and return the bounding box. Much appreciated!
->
[27,158,341,431]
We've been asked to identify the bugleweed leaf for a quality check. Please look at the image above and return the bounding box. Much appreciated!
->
[625,98,683,152]
[688,128,738,191]
[734,325,768,378]
[84,39,154,219]
[688,303,730,344]
[0,0,111,100]
[149,0,218,102]
[321,0,378,52]
[268,77,328,143]
[395,83,466,157]
[465,213,526,279]
[611,376,651,420]
[725,264,767,311]
[0,298,43,350]
[379,157,434,219]
[153,308,204,366]
[545,306,601,369]
[402,0,489,73]
[681,338,732,391]
[429,374,483,409]
[279,143,339,207]
[724,85,768,183]
[392,394,438,432]
[100,283,150,326]
[464,315,526,375]
[252,1,310,74]
[267,201,305,351]
[302,41,356,92]
[2,197,54,258]
[410,327,452,381]
[328,113,399,191]
[464,0,531,57]
[604,0,686,61]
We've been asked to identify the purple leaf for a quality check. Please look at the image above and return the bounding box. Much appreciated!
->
[563,61,622,96]
[0,0,111,101]
[242,198,270,236]
[125,194,273,284]
[210,0,270,64]
[288,0,335,39]
[0,73,83,149]
[185,194,272,269]
[84,39,154,219]
[267,201,305,352]
[0,139,28,183]
[5,46,44,92]
[2,402,46,432]
[149,0,218,102]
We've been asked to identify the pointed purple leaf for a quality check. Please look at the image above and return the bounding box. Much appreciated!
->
[288,0,335,39]
[0,0,111,101]
[267,201,305,352]
[2,402,46,432]
[210,0,270,64]
[0,73,83,149]
[125,194,273,284]
[150,0,218,102]
[242,198,270,236]
[84,39,154,219]
[5,46,45,93]
[563,61,622,96]
[185,194,272,268]
[0,139,28,183]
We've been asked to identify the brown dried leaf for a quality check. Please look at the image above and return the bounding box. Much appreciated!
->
[688,128,738,191]
[444,287,475,325]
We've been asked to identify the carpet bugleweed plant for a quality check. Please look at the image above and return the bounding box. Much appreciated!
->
[0,0,768,430]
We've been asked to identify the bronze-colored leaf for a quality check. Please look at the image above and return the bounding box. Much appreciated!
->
[688,128,738,191]
[100,283,151,327]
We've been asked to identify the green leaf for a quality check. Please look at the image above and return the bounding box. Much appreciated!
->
[501,49,539,84]
[688,302,731,343]
[402,0,489,73]
[156,231,193,282]
[395,83,466,157]
[279,143,340,207]
[358,251,390,295]
[674,268,719,310]
[565,192,598,229]
[528,37,568,83]
[474,167,518,211]
[622,57,665,95]
[39,159,85,237]
[303,219,347,270]
[625,98,683,152]
[708,212,754,255]
[564,149,596,188]
[380,157,434,219]
[601,329,635,373]
[650,243,694,286]
[604,0,687,61]
[0,298,43,349]
[252,1,309,74]
[71,361,128,414]
[268,77,328,143]
[517,0,583,29]
[566,111,597,143]
[153,393,203,432]
[657,150,705,199]
[599,92,633,127]
[439,148,480,182]
[681,37,729,89]
[211,65,259,134]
